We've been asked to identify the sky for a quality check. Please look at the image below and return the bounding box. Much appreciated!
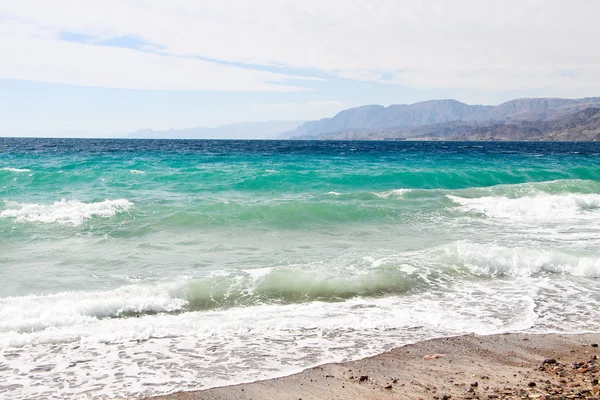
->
[0,0,599,136]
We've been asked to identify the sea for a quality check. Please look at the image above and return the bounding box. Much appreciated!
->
[1,138,600,399]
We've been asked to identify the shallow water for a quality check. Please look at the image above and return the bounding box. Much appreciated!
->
[1,139,600,399]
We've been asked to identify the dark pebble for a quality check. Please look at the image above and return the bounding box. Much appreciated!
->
[385,385,393,389]
[543,358,557,365]
[359,375,368,382]
[528,382,537,387]
[592,343,599,347]
[471,382,478,387]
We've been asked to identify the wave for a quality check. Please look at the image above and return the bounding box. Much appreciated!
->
[0,283,187,334]
[0,199,134,225]
[447,192,600,221]
[3,239,599,337]
[373,188,411,198]
[0,264,428,334]
[440,241,600,278]
[0,167,31,173]
[129,169,146,174]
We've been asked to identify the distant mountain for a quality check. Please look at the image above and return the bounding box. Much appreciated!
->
[292,108,600,142]
[284,97,600,138]
[128,120,304,139]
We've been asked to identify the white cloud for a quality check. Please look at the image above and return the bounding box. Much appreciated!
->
[0,0,599,95]
[0,19,311,91]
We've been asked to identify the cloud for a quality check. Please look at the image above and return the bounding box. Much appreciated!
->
[0,19,311,91]
[1,0,599,95]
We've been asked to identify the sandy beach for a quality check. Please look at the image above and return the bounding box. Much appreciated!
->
[145,333,600,400]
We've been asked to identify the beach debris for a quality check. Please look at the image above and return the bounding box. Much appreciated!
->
[423,353,444,359]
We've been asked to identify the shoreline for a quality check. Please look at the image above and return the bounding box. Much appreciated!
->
[143,333,600,400]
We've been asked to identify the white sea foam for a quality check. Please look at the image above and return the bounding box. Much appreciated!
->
[443,241,600,278]
[1,250,600,399]
[0,199,134,225]
[0,167,31,173]
[129,169,146,174]
[0,283,187,338]
[0,277,550,399]
[447,193,600,221]
[374,188,411,198]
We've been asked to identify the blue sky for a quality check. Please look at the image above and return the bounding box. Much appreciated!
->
[0,0,599,136]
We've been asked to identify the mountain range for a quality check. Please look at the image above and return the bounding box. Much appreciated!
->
[128,120,304,140]
[293,107,600,141]
[285,97,600,140]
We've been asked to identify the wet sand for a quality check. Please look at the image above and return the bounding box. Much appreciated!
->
[144,333,600,400]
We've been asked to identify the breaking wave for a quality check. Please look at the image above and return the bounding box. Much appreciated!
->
[447,192,600,221]
[0,199,134,225]
[0,167,31,173]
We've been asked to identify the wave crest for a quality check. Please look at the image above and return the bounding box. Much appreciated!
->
[447,192,600,221]
[0,199,134,225]
[0,167,31,173]
[442,241,600,278]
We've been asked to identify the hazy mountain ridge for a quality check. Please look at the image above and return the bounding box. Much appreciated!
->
[128,120,304,139]
[285,97,600,138]
[292,108,600,141]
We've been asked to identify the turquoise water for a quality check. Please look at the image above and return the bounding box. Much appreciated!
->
[1,139,600,399]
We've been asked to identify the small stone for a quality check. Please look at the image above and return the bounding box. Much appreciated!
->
[591,343,598,347]
[528,382,537,387]
[441,395,451,400]
[359,375,368,382]
[471,382,479,387]
[543,359,557,365]
[385,385,393,390]
[392,379,398,384]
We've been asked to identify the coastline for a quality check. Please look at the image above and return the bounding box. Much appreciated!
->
[143,333,600,400]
